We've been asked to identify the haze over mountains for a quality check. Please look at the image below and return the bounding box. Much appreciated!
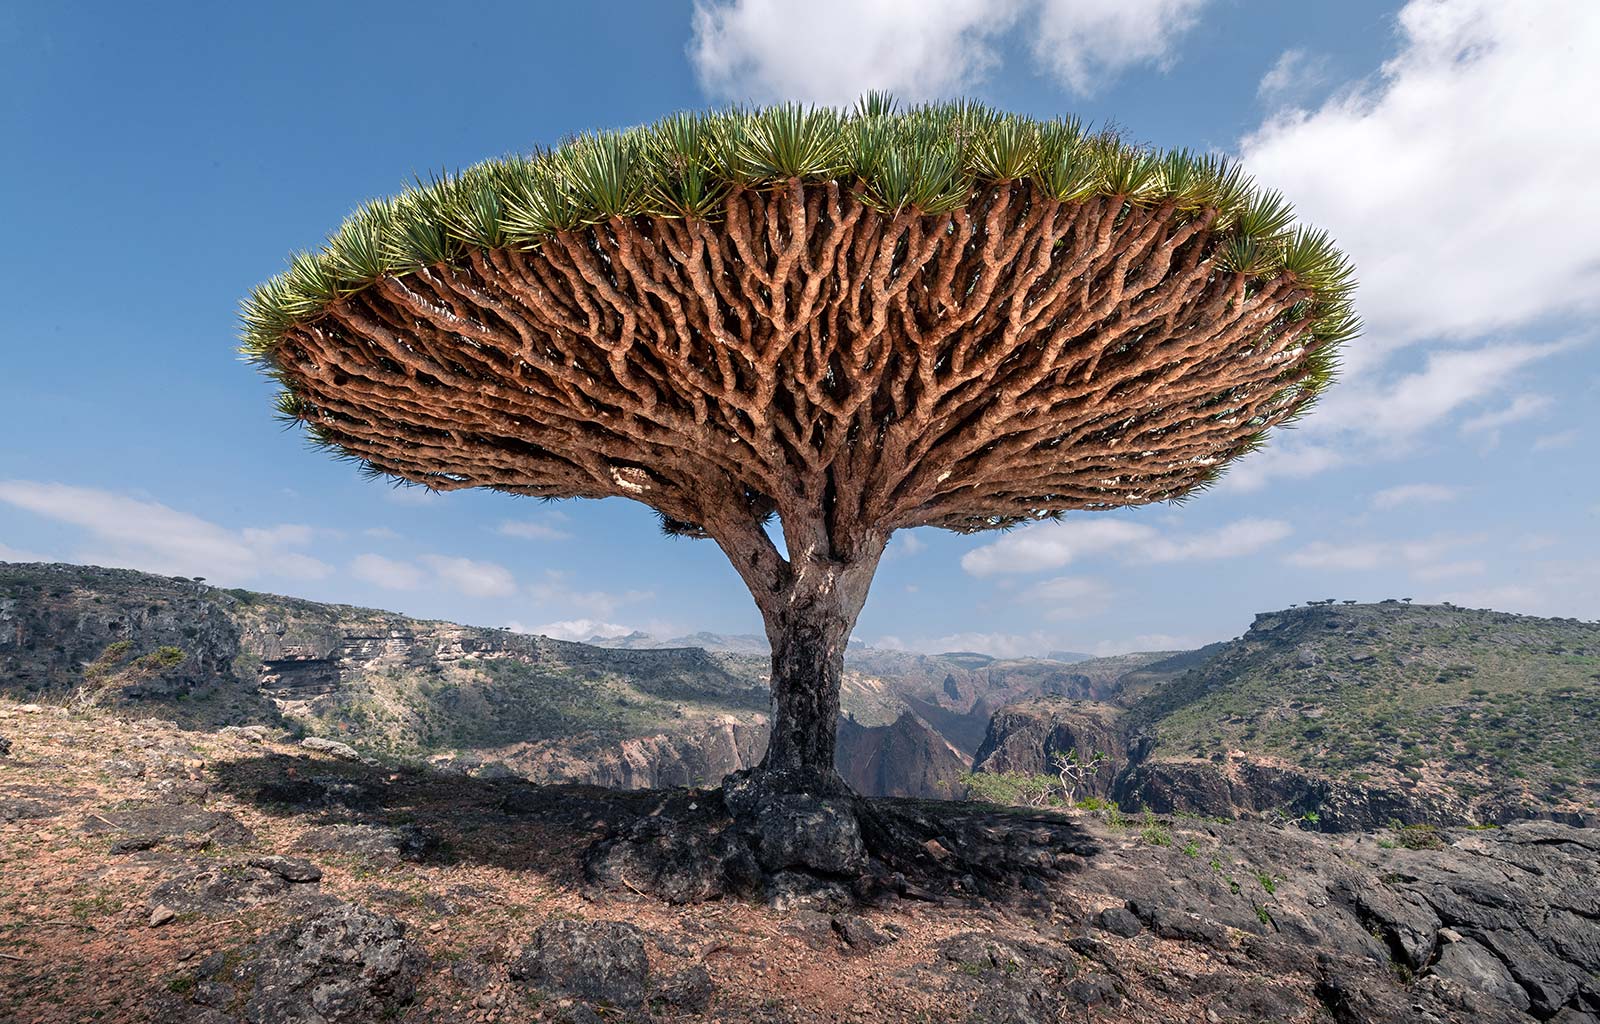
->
[3,559,1595,831]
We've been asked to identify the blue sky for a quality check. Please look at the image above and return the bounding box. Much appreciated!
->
[2,0,1596,656]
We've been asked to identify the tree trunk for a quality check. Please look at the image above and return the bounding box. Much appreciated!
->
[762,591,854,787]
[705,504,887,796]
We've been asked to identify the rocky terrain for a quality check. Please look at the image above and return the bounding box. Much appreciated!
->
[6,562,1597,831]
[0,562,1099,800]
[0,699,1594,1023]
[970,603,1600,831]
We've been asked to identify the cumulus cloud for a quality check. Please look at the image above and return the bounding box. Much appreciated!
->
[350,553,425,591]
[1226,338,1578,492]
[418,555,517,599]
[962,517,1290,576]
[923,630,1056,659]
[1028,0,1208,95]
[0,480,329,583]
[1371,483,1458,510]
[1089,632,1206,657]
[884,531,928,560]
[689,0,1207,104]
[515,618,638,642]
[1242,0,1600,350]
[1142,518,1294,563]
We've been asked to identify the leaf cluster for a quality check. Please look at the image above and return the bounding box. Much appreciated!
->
[241,95,1357,379]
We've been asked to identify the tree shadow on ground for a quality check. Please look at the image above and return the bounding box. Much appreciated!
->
[210,751,1101,904]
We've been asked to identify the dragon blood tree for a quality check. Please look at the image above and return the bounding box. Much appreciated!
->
[242,98,1355,805]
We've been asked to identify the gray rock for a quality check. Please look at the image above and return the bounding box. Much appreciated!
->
[0,733,11,756]
[1094,906,1143,938]
[1064,973,1119,1008]
[249,855,322,883]
[300,736,360,761]
[293,823,438,865]
[746,795,866,875]
[1430,938,1530,1012]
[219,725,269,743]
[508,919,650,1008]
[653,964,715,1013]
[764,870,852,913]
[832,913,895,950]
[148,865,297,915]
[1330,875,1439,969]
[583,810,761,904]
[1127,899,1230,949]
[232,902,424,1024]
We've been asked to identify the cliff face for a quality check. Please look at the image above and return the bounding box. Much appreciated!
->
[0,563,776,792]
[836,712,972,799]
[968,603,1600,831]
[970,699,1129,799]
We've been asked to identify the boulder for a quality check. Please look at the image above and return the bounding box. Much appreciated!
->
[249,855,323,883]
[508,919,650,1008]
[229,902,425,1024]
[300,736,361,761]
[745,795,867,876]
[148,864,306,915]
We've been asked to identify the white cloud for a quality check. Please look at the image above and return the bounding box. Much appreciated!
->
[497,518,572,541]
[1532,430,1579,452]
[1411,560,1486,582]
[362,527,402,541]
[418,554,517,599]
[962,519,1152,576]
[1089,632,1206,657]
[1371,483,1458,509]
[1241,0,1600,350]
[924,630,1055,658]
[1028,0,1207,96]
[689,0,1207,104]
[962,516,1290,576]
[884,531,927,560]
[516,618,638,642]
[1315,340,1575,439]
[526,569,652,617]
[350,553,425,591]
[1284,532,1483,573]
[1257,48,1327,102]
[1141,518,1293,563]
[1460,393,1552,436]
[1021,575,1107,619]
[1231,339,1577,492]
[1219,441,1348,494]
[0,480,329,583]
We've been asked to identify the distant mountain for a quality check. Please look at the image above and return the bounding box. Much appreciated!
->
[0,563,1099,799]
[1045,650,1092,663]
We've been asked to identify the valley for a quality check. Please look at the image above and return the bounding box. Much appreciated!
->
[3,561,1596,830]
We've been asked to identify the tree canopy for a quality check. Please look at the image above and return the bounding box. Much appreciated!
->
[241,97,1356,546]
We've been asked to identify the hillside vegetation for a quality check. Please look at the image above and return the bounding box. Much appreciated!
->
[1126,602,1600,824]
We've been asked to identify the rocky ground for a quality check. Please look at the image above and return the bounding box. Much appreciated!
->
[1,698,1595,1024]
